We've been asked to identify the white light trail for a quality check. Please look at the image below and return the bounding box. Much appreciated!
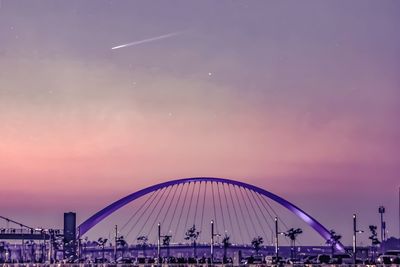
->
[111,31,183,50]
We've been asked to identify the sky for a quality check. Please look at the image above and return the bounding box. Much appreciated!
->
[0,0,399,246]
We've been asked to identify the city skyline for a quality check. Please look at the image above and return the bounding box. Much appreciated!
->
[0,0,399,246]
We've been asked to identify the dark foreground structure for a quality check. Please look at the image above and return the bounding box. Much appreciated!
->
[1,177,399,265]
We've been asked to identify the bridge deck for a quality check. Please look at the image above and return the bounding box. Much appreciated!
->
[0,233,51,240]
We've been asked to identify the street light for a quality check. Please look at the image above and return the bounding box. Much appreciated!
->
[353,214,363,265]
[210,220,221,265]
[157,223,172,264]
[274,217,285,264]
[379,206,386,250]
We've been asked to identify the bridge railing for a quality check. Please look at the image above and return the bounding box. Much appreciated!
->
[0,228,63,235]
[0,228,64,240]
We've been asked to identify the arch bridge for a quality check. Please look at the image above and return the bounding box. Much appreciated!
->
[79,177,343,250]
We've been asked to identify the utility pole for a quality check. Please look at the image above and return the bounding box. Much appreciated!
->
[275,217,279,264]
[157,223,161,263]
[352,214,364,264]
[114,225,118,262]
[353,214,357,265]
[210,220,220,264]
[379,206,385,242]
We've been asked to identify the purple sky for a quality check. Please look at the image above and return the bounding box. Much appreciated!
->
[0,0,399,246]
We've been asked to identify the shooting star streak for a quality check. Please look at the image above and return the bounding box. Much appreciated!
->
[111,31,184,50]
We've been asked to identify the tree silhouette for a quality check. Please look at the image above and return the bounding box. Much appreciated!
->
[96,237,108,262]
[368,225,380,262]
[285,228,303,260]
[52,236,64,261]
[116,235,128,258]
[326,230,342,258]
[25,240,36,262]
[184,225,200,258]
[0,242,6,262]
[162,235,172,258]
[222,234,231,263]
[251,236,264,255]
[137,235,148,257]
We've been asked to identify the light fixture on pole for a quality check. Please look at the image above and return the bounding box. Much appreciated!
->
[353,214,364,265]
[210,220,221,265]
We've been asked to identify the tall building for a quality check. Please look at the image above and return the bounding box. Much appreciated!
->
[64,212,77,260]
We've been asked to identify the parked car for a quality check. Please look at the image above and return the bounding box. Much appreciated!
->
[303,255,318,264]
[331,253,352,264]
[377,254,398,265]
[116,257,134,264]
[265,255,283,264]
[254,255,265,264]
[317,254,331,264]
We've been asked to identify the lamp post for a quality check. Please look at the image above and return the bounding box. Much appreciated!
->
[275,217,279,263]
[353,214,364,265]
[274,217,285,265]
[210,220,221,265]
[114,225,118,263]
[211,220,214,264]
[378,206,385,252]
[157,223,172,264]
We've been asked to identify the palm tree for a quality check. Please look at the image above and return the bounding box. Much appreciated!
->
[52,236,64,262]
[0,242,6,262]
[80,236,88,262]
[184,225,200,258]
[137,235,148,257]
[251,236,264,255]
[368,225,380,262]
[25,240,36,262]
[326,230,342,258]
[222,234,231,262]
[116,235,128,258]
[285,228,303,260]
[162,235,172,258]
[96,237,108,262]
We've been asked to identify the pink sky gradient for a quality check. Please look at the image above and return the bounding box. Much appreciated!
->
[0,0,399,245]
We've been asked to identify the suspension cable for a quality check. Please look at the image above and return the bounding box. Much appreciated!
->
[238,186,260,238]
[231,184,251,240]
[241,188,268,243]
[183,182,197,232]
[222,182,235,242]
[167,183,185,233]
[226,183,244,244]
[120,190,157,232]
[211,181,219,235]
[193,181,202,225]
[125,188,162,238]
[134,186,169,240]
[254,192,291,244]
[199,181,207,239]
[258,193,290,230]
[244,188,273,237]
[172,182,191,242]
[146,185,175,242]
[160,184,180,231]
[216,182,227,232]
